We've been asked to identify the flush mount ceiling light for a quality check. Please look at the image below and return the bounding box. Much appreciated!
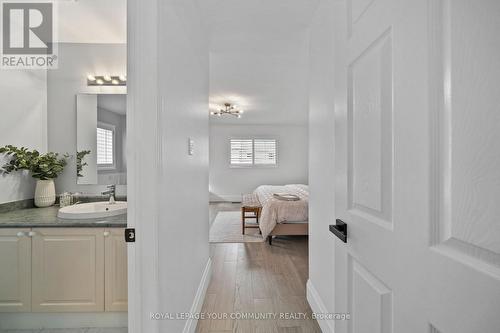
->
[210,103,244,118]
[87,75,126,86]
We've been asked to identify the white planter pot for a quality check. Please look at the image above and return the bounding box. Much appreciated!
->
[34,179,56,208]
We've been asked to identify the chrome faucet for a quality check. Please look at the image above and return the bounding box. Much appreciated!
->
[102,185,116,204]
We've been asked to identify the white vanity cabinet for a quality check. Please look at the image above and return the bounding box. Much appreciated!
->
[31,228,105,312]
[0,227,127,313]
[0,229,32,312]
[104,228,128,311]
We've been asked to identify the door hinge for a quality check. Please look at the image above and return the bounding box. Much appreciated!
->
[125,228,136,243]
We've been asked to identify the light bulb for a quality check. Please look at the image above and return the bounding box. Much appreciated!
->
[237,114,242,118]
[112,79,119,85]
[210,111,215,115]
[217,113,222,117]
[239,109,244,114]
[103,75,112,81]
[96,79,104,85]
[119,75,127,81]
[87,75,96,81]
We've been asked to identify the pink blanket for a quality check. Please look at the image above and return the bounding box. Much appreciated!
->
[254,184,309,238]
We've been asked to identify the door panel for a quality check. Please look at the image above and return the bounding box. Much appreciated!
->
[32,228,104,312]
[348,256,392,333]
[0,229,31,312]
[105,228,128,312]
[348,28,393,229]
[334,0,500,332]
[429,0,500,272]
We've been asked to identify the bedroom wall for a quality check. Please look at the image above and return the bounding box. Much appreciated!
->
[307,0,336,331]
[209,123,309,201]
[0,70,47,204]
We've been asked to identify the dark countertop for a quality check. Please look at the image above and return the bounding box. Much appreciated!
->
[0,205,127,228]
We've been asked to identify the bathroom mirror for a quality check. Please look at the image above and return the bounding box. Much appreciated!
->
[76,93,127,185]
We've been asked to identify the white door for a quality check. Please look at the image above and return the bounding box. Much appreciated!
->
[332,0,500,332]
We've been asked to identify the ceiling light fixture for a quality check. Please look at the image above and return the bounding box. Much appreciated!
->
[87,75,127,86]
[210,103,244,118]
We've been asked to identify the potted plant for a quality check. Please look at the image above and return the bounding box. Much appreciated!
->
[0,145,69,207]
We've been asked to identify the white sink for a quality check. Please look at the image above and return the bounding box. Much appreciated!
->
[57,201,127,220]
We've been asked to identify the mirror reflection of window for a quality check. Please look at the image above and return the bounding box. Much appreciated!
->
[97,124,115,169]
[76,93,127,185]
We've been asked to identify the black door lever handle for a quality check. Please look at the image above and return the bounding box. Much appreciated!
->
[329,219,347,243]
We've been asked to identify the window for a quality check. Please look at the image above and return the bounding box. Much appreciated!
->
[97,124,115,169]
[230,138,277,167]
[254,139,277,165]
[230,139,253,166]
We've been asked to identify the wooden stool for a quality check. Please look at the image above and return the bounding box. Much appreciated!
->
[241,193,262,234]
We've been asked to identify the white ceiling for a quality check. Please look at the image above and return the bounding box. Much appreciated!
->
[55,0,319,124]
[199,0,320,125]
[209,50,310,125]
[56,0,126,44]
[98,94,127,115]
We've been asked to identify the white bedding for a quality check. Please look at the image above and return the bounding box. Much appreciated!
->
[254,184,309,238]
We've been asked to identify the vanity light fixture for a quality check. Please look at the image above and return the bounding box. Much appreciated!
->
[87,75,127,86]
[210,103,244,118]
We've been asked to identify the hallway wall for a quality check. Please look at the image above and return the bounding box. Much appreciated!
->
[128,0,210,332]
[307,0,336,331]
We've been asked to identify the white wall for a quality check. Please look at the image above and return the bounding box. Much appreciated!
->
[307,0,336,331]
[0,70,47,204]
[209,124,308,201]
[47,43,126,195]
[128,0,209,331]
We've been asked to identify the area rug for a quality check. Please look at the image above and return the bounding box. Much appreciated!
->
[209,211,264,243]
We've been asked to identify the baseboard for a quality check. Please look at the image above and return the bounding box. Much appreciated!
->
[209,194,241,202]
[0,312,127,330]
[183,257,213,333]
[307,279,335,333]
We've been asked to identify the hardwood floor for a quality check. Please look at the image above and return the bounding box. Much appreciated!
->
[197,204,320,333]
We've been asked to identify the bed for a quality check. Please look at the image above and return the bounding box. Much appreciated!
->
[253,184,309,244]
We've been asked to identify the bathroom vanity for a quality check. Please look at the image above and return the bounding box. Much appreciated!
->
[0,206,127,314]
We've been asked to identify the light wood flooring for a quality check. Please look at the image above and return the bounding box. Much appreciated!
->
[196,204,321,333]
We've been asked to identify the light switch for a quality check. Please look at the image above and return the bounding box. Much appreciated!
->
[188,138,194,155]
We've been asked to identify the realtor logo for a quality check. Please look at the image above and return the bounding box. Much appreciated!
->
[1,1,58,69]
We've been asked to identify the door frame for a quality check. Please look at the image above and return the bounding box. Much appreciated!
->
[127,0,162,331]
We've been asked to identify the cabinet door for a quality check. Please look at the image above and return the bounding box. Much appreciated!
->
[31,228,104,312]
[0,229,31,312]
[104,228,128,312]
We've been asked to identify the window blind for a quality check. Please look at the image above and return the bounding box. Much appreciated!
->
[254,139,277,165]
[230,139,253,165]
[97,126,114,166]
[230,138,277,166]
